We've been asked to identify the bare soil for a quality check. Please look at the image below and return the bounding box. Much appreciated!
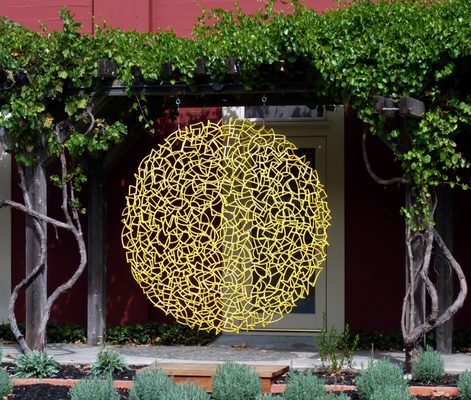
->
[11,384,129,400]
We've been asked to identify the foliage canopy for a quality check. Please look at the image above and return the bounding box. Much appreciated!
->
[0,0,470,227]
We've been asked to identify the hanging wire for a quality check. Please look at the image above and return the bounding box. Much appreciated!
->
[175,97,181,131]
[262,94,267,124]
[175,97,185,150]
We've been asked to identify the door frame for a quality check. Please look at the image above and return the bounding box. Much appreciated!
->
[222,107,345,333]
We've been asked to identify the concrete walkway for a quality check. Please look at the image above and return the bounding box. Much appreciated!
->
[1,335,470,373]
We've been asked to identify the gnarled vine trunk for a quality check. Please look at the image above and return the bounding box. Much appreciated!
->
[362,127,468,372]
[1,125,88,353]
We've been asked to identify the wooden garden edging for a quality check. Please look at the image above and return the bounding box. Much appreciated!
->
[12,379,461,397]
[272,384,460,397]
[12,363,291,393]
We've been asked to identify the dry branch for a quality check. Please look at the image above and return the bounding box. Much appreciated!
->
[362,126,409,186]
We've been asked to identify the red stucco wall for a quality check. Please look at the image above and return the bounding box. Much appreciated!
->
[0,0,94,32]
[1,0,338,35]
[344,111,405,332]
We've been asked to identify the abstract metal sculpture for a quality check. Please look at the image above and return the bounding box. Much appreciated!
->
[122,119,330,332]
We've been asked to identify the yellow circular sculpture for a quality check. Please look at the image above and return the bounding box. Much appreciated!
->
[122,119,330,333]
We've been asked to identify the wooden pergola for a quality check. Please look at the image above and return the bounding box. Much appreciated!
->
[21,58,453,355]
[83,61,332,345]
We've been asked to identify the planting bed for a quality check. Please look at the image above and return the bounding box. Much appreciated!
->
[8,385,456,400]
[11,384,130,400]
[1,363,461,399]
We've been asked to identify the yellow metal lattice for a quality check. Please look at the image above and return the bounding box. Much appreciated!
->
[121,119,331,333]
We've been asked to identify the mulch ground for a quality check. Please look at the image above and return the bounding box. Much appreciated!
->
[1,362,143,380]
[11,384,130,400]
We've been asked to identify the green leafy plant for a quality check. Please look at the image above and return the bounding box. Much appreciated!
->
[212,361,262,400]
[282,372,326,400]
[90,347,130,377]
[356,358,407,400]
[370,384,411,400]
[0,322,217,347]
[412,346,445,383]
[317,314,359,373]
[157,324,217,346]
[0,324,21,343]
[129,366,174,400]
[47,324,86,344]
[282,371,349,400]
[160,382,210,400]
[324,394,349,400]
[458,371,471,400]
[354,330,404,351]
[454,328,471,352]
[69,376,120,400]
[105,323,216,346]
[13,350,60,378]
[0,369,13,398]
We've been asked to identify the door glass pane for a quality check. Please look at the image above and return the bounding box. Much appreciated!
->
[252,147,318,316]
[291,147,316,315]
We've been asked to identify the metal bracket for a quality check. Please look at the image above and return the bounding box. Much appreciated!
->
[373,96,425,118]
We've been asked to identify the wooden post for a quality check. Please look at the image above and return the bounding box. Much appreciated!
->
[24,164,47,351]
[435,187,454,354]
[87,157,107,346]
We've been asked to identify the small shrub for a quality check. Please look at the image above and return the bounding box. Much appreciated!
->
[324,393,350,400]
[0,324,20,342]
[356,358,407,400]
[0,370,13,398]
[47,324,86,344]
[106,324,164,345]
[105,323,216,346]
[14,350,60,378]
[412,346,445,382]
[458,371,471,400]
[91,347,130,377]
[341,324,359,369]
[160,382,210,400]
[158,324,216,346]
[129,366,174,400]
[317,314,359,373]
[212,362,262,400]
[283,372,326,400]
[370,384,411,400]
[69,377,120,400]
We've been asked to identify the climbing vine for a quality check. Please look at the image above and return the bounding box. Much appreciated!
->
[0,0,470,357]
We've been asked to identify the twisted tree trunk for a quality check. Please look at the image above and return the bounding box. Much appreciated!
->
[362,126,468,372]
[1,125,88,353]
